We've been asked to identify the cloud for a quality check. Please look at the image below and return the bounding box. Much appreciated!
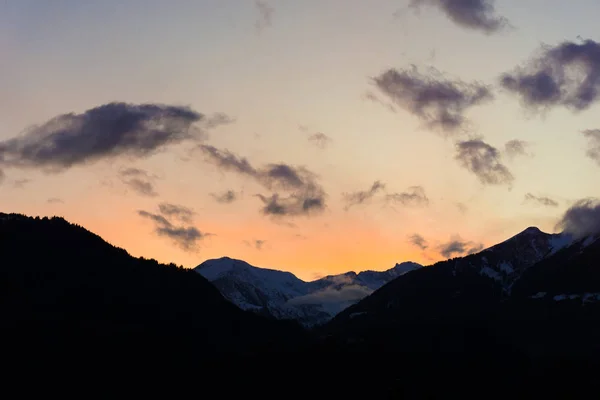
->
[0,102,212,172]
[210,190,238,204]
[386,186,430,207]
[47,197,64,204]
[204,112,236,129]
[582,129,600,166]
[199,145,257,176]
[0,169,4,185]
[372,65,493,133]
[524,193,559,207]
[439,236,485,258]
[455,139,514,185]
[244,239,266,250]
[308,132,332,149]
[409,0,509,34]
[456,202,468,213]
[555,198,600,239]
[287,285,373,307]
[157,202,195,223]
[504,139,531,159]
[138,203,208,251]
[342,181,386,210]
[500,39,600,112]
[408,233,429,250]
[255,1,274,33]
[118,167,158,197]
[12,179,31,188]
[199,145,327,218]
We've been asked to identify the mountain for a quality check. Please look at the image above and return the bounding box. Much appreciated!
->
[0,213,309,364]
[195,257,422,326]
[322,226,600,357]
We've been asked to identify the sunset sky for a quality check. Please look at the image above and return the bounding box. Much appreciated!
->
[2,0,600,280]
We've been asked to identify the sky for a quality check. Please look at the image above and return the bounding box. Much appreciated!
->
[1,0,600,280]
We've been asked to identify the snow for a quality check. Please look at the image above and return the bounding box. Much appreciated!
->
[480,266,502,282]
[552,293,600,303]
[195,257,422,326]
[531,292,546,299]
[548,233,574,255]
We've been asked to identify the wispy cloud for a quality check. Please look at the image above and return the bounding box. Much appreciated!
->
[386,186,430,207]
[504,139,531,159]
[157,202,195,223]
[255,1,274,34]
[199,145,326,218]
[501,39,600,112]
[455,139,513,185]
[308,132,332,149]
[47,197,64,204]
[408,233,429,250]
[582,129,600,166]
[117,167,158,197]
[342,181,386,210]
[409,0,510,34]
[244,239,266,250]
[372,66,493,134]
[210,190,238,204]
[138,203,208,251]
[524,193,559,207]
[438,236,485,258]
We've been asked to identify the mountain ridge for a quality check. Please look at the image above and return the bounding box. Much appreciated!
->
[195,256,422,326]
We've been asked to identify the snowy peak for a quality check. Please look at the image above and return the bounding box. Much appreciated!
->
[195,257,422,326]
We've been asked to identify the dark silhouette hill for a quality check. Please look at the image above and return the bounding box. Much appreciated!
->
[0,213,309,365]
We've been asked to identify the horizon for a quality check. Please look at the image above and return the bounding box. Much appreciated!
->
[1,1,600,281]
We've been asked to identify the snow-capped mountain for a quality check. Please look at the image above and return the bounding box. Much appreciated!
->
[453,226,574,293]
[195,257,422,326]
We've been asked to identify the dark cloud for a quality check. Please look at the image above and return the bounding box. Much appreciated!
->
[118,167,158,197]
[342,181,386,210]
[308,132,332,149]
[582,129,600,165]
[123,178,158,197]
[199,145,257,176]
[47,197,64,204]
[455,139,513,185]
[408,233,428,250]
[210,190,238,204]
[138,203,208,251]
[157,202,195,224]
[409,0,509,34]
[500,39,600,112]
[255,0,274,33]
[555,198,600,240]
[0,102,211,172]
[524,193,559,207]
[372,66,493,133]
[386,186,430,207]
[504,139,531,159]
[199,145,327,218]
[439,237,485,258]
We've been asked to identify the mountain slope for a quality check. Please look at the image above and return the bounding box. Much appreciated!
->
[0,213,309,362]
[195,257,422,326]
[322,227,578,350]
